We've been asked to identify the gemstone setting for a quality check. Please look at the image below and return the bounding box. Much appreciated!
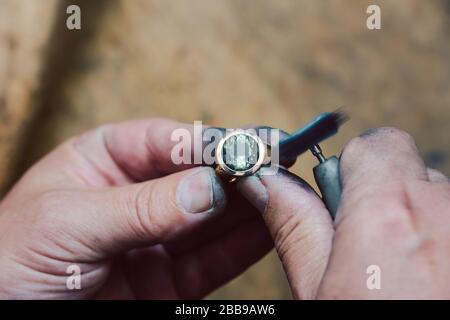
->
[216,131,265,177]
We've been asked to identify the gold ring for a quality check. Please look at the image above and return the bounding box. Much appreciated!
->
[215,130,266,179]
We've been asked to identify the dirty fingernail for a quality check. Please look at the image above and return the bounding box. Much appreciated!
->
[177,168,225,214]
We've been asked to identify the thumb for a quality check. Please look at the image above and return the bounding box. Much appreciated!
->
[237,168,334,299]
[64,167,226,257]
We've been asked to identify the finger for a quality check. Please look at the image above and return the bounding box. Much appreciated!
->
[340,127,428,192]
[237,168,334,299]
[136,126,294,255]
[22,121,292,192]
[336,127,430,224]
[73,118,226,184]
[163,187,261,255]
[175,217,272,299]
[341,127,428,184]
[427,168,449,183]
[61,167,227,258]
[127,217,272,299]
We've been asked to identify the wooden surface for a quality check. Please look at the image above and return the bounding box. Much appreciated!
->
[0,0,57,193]
[0,0,449,299]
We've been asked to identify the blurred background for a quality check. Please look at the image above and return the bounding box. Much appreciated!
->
[0,0,449,299]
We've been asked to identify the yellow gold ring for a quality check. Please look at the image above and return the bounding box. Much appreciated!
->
[215,131,266,178]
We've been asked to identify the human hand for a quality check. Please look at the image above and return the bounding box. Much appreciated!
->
[0,119,273,299]
[238,127,450,299]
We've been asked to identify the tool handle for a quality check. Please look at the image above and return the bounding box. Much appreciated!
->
[279,112,346,159]
[313,156,342,219]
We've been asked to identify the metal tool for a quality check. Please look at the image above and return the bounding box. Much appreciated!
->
[311,145,341,218]
[278,111,347,218]
[213,111,346,217]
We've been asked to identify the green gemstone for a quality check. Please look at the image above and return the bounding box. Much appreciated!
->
[222,134,259,171]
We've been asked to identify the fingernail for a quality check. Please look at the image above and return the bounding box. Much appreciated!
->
[177,168,225,214]
[237,175,269,213]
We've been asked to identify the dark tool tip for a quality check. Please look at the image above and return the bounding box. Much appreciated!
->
[332,108,349,127]
[278,109,349,160]
[320,109,349,129]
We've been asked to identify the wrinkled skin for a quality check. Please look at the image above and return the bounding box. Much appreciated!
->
[0,119,273,299]
[0,120,449,300]
[239,127,450,299]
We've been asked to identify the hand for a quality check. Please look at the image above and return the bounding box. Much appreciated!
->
[238,127,450,299]
[0,119,273,299]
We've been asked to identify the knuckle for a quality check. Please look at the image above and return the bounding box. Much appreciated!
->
[362,127,416,147]
[381,127,416,145]
[413,237,438,262]
[377,206,414,237]
[341,127,417,169]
